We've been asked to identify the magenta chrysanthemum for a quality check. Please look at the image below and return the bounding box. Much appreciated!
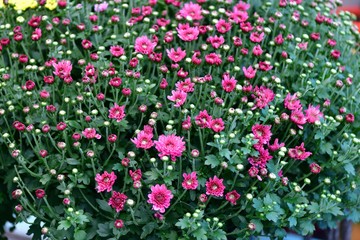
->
[108,104,126,122]
[154,134,186,161]
[206,176,225,197]
[182,172,198,190]
[95,171,117,193]
[147,184,173,213]
[108,191,127,212]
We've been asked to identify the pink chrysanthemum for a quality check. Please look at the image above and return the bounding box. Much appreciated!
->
[310,162,321,174]
[147,184,173,213]
[82,128,101,139]
[305,104,323,123]
[252,86,275,109]
[288,143,312,160]
[154,134,186,161]
[225,190,240,205]
[95,171,117,193]
[110,45,125,57]
[175,78,195,93]
[206,176,225,197]
[108,104,126,122]
[207,35,225,49]
[179,2,203,21]
[167,90,187,108]
[182,172,198,190]
[210,118,225,133]
[215,19,232,34]
[205,53,222,65]
[252,124,272,144]
[222,74,237,92]
[53,60,72,79]
[195,110,212,128]
[242,66,257,79]
[108,191,127,212]
[290,109,307,129]
[284,93,302,110]
[131,130,154,149]
[177,25,199,42]
[166,47,186,63]
[134,36,156,54]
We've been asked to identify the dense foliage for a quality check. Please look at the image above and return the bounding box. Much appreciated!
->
[0,0,359,239]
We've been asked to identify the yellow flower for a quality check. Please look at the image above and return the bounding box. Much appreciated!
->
[8,0,38,11]
[45,0,58,11]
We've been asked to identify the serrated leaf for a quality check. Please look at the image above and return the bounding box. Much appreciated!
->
[266,212,279,222]
[204,155,220,168]
[299,220,315,235]
[344,163,355,175]
[40,174,51,185]
[58,220,72,230]
[144,169,159,181]
[288,216,297,227]
[175,217,189,230]
[219,149,231,160]
[192,227,207,240]
[252,198,263,210]
[74,230,87,240]
[96,199,113,213]
[141,222,158,239]
[97,223,110,237]
[308,202,320,214]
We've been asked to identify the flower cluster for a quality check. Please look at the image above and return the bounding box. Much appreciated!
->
[0,0,360,239]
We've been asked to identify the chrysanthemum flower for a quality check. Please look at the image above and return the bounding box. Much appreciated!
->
[206,176,225,197]
[182,172,198,190]
[95,171,117,192]
[154,134,186,161]
[147,184,173,213]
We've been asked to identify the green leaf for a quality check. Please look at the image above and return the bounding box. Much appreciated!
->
[219,149,231,160]
[40,174,51,185]
[266,212,279,222]
[175,217,189,230]
[144,169,159,181]
[141,222,158,239]
[250,219,263,233]
[97,223,110,237]
[319,142,333,155]
[299,220,315,235]
[211,229,227,240]
[344,163,355,175]
[66,158,80,165]
[74,230,87,240]
[192,227,207,240]
[288,216,297,227]
[204,155,220,168]
[58,220,72,230]
[308,202,320,214]
[252,198,263,210]
[96,199,113,213]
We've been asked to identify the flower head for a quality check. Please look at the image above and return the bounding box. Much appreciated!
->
[95,171,117,192]
[288,143,312,160]
[225,190,240,205]
[206,176,225,197]
[53,60,72,79]
[108,191,127,212]
[147,184,173,213]
[182,172,198,190]
[154,134,186,161]
[134,36,156,54]
[108,104,126,122]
